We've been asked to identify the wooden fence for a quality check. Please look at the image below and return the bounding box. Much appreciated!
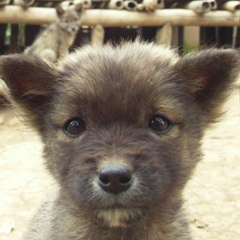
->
[0,0,239,55]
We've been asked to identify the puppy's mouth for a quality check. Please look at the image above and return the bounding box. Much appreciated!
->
[67,27,79,33]
[94,207,145,227]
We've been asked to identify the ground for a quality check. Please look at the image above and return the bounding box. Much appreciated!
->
[0,87,239,240]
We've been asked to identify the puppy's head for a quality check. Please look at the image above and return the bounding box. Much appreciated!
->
[56,3,83,33]
[0,42,239,227]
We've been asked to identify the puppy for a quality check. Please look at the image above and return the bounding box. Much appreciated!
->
[0,42,239,240]
[24,3,83,63]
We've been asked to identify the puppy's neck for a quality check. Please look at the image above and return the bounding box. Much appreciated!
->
[51,190,190,240]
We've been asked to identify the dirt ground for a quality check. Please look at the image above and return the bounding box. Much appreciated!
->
[0,87,239,240]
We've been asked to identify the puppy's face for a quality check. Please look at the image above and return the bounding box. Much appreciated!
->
[0,42,239,227]
[44,45,198,227]
[57,4,83,33]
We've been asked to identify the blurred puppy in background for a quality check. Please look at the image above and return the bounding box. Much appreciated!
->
[24,2,83,63]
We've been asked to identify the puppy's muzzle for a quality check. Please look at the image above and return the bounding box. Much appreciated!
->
[98,164,133,195]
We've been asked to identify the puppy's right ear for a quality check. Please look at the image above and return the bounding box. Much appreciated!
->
[0,54,58,127]
[56,4,65,16]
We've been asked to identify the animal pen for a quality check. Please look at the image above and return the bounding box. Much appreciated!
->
[0,0,239,55]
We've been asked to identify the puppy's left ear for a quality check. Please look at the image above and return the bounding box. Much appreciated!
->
[175,49,240,124]
[75,2,83,12]
[0,54,58,129]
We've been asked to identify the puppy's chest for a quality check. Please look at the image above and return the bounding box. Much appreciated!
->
[55,30,76,47]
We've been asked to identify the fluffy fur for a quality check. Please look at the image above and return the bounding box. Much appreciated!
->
[0,42,239,240]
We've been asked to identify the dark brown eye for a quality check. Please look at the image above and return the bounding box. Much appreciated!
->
[148,115,171,133]
[64,118,86,138]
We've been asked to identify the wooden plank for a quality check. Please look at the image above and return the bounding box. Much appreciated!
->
[235,28,240,47]
[0,6,240,27]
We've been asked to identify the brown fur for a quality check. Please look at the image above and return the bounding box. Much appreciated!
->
[24,3,83,63]
[0,42,239,240]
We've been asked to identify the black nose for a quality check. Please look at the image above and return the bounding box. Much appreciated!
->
[72,27,78,32]
[98,165,133,194]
